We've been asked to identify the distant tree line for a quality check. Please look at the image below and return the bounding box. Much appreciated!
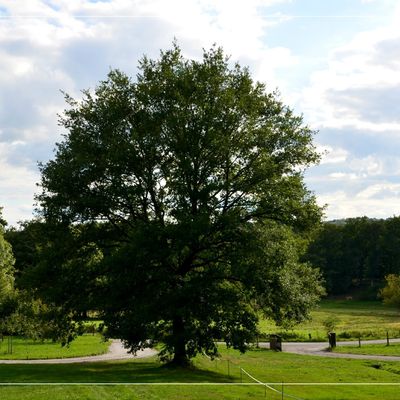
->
[304,217,400,297]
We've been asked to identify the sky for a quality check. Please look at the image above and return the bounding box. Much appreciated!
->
[1,0,400,225]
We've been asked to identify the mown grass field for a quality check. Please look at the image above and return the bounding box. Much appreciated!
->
[0,334,110,360]
[1,347,400,399]
[259,300,400,341]
[335,342,400,356]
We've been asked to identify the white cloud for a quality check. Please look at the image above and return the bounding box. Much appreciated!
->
[328,172,359,180]
[318,184,400,220]
[0,0,294,224]
[357,182,400,199]
[318,145,349,165]
[300,5,400,132]
[296,5,400,220]
[0,142,39,225]
[348,155,383,177]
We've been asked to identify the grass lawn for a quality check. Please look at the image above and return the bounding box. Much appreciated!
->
[1,347,400,399]
[0,335,110,360]
[335,342,400,356]
[258,300,400,341]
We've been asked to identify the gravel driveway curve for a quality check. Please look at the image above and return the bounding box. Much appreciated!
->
[0,340,157,364]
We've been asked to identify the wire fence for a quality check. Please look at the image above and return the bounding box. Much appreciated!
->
[198,353,400,399]
[201,351,305,399]
[240,366,305,400]
[1,382,400,386]
[2,352,400,400]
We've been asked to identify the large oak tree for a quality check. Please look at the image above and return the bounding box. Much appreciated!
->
[37,45,324,365]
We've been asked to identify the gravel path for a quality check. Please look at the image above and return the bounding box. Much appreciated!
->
[3,338,400,364]
[258,338,400,361]
[0,340,157,364]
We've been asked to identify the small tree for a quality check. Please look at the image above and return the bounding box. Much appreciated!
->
[380,274,400,307]
[322,316,340,333]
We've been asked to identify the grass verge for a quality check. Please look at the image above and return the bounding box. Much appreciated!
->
[0,335,110,360]
[259,300,400,341]
[335,342,400,356]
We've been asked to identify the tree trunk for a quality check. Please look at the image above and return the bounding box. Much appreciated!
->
[172,316,189,366]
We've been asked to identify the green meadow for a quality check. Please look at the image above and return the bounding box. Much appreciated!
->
[259,300,400,341]
[335,342,400,356]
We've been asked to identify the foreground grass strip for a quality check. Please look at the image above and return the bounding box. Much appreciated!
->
[2,348,400,399]
[0,383,260,386]
[1,382,400,386]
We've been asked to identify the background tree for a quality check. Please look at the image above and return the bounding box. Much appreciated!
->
[305,223,346,294]
[1,218,80,342]
[0,208,15,307]
[379,217,400,278]
[36,44,324,365]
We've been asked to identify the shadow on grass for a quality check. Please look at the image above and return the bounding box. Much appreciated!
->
[0,359,231,383]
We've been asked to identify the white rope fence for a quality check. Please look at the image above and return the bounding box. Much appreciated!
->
[240,367,305,400]
[1,382,400,386]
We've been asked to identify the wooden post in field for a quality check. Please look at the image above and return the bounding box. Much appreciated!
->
[358,336,361,348]
[328,332,336,349]
[387,331,390,346]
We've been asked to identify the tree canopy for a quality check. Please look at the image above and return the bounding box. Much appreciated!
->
[380,274,400,308]
[36,44,324,365]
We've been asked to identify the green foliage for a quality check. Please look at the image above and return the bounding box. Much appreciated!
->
[322,315,340,333]
[380,274,400,308]
[0,208,15,304]
[5,219,47,287]
[0,290,80,344]
[35,44,324,364]
[0,213,80,344]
